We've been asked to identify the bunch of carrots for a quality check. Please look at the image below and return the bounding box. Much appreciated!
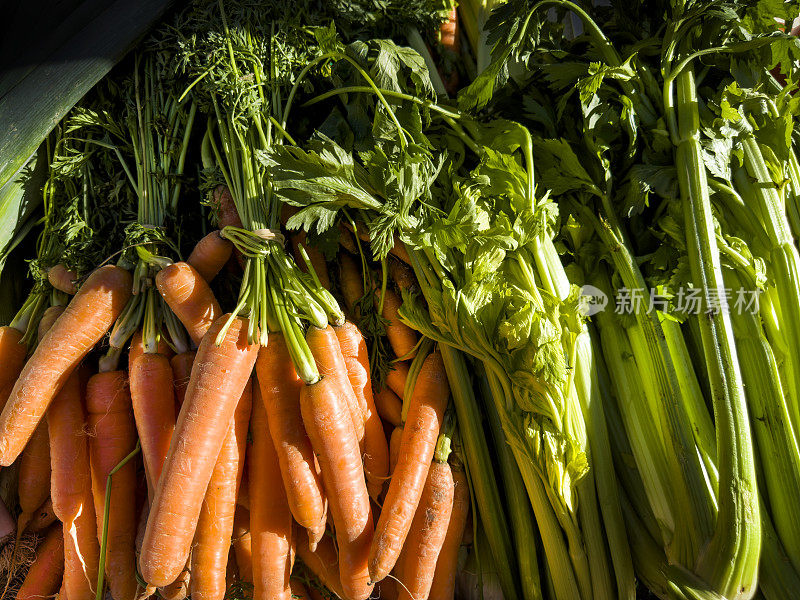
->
[0,178,470,600]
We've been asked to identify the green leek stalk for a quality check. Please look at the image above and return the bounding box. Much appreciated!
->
[671,66,760,597]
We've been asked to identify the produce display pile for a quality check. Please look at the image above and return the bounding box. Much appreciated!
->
[2,0,800,599]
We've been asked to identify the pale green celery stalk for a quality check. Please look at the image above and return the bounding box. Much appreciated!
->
[589,207,715,569]
[672,68,760,597]
[660,320,719,494]
[481,366,586,600]
[758,506,800,600]
[591,331,663,545]
[575,462,614,600]
[476,367,544,600]
[409,241,583,600]
[725,267,800,575]
[733,132,800,436]
[571,326,636,600]
[588,269,675,543]
[410,275,521,600]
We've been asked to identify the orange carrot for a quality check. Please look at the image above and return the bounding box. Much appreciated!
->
[171,351,196,409]
[15,524,64,600]
[16,421,50,534]
[232,505,253,583]
[0,326,27,410]
[0,265,132,465]
[301,326,374,600]
[292,231,330,290]
[155,262,222,346]
[250,384,294,600]
[389,261,416,292]
[215,185,242,229]
[429,467,470,600]
[389,425,403,475]
[396,460,454,600]
[374,387,402,427]
[335,322,389,501]
[339,224,357,254]
[161,562,191,600]
[369,351,449,582]
[48,371,101,600]
[139,315,259,587]
[438,7,461,96]
[255,334,326,550]
[16,296,56,534]
[295,531,344,599]
[237,470,250,510]
[130,353,176,501]
[87,370,138,600]
[0,498,12,542]
[289,579,311,599]
[379,289,417,360]
[27,497,56,533]
[187,230,233,283]
[191,380,252,600]
[129,330,174,366]
[386,361,409,400]
[47,264,79,295]
[339,252,364,320]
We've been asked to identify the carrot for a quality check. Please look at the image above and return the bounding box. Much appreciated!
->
[368,351,449,582]
[139,315,259,587]
[48,371,101,600]
[292,231,330,290]
[129,330,173,366]
[289,579,311,599]
[47,264,79,295]
[191,380,252,600]
[389,261,416,292]
[161,562,191,600]
[295,531,344,599]
[215,185,242,229]
[16,421,50,534]
[429,467,470,600]
[339,224,357,254]
[379,290,417,360]
[0,497,13,541]
[27,498,56,533]
[87,370,138,600]
[396,460,454,600]
[237,470,250,510]
[339,252,364,320]
[232,505,253,583]
[0,327,27,410]
[187,230,233,283]
[16,299,56,534]
[155,262,222,346]
[250,383,294,600]
[130,353,176,501]
[171,351,196,409]
[301,326,374,600]
[385,361,409,400]
[335,322,389,501]
[15,524,64,600]
[255,334,326,550]
[389,426,403,475]
[0,265,132,466]
[438,7,461,96]
[374,387,402,427]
